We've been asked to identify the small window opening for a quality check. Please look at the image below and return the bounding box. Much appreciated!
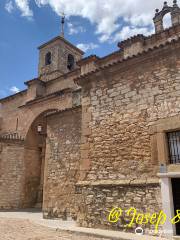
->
[45,52,52,65]
[67,54,75,71]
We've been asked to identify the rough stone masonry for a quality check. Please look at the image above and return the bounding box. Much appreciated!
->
[0,1,180,238]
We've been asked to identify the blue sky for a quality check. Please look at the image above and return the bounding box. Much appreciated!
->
[0,0,174,98]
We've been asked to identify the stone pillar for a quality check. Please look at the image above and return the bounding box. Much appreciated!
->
[171,1,180,26]
[160,177,175,237]
[154,17,164,34]
[80,97,91,180]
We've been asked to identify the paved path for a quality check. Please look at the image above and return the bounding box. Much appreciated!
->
[0,210,169,240]
[0,218,111,240]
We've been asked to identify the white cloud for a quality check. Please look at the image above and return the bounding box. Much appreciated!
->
[5,1,14,13]
[67,22,86,35]
[113,26,154,42]
[15,0,33,17]
[7,0,175,41]
[77,43,99,52]
[124,14,153,28]
[98,34,111,43]
[10,86,20,94]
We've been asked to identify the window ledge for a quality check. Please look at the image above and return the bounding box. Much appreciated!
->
[158,172,180,178]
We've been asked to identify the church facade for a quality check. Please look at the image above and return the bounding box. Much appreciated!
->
[0,1,180,238]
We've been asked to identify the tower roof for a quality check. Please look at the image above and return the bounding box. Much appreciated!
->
[38,35,84,55]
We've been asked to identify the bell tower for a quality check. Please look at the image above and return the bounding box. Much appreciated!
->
[38,15,84,82]
[153,0,180,33]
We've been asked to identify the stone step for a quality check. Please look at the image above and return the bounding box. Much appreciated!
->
[55,227,169,240]
[173,237,180,240]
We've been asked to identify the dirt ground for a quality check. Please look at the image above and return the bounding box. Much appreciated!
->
[0,218,111,240]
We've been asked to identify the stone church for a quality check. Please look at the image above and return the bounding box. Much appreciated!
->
[0,1,180,238]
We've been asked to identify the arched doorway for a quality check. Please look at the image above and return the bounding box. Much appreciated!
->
[23,109,57,208]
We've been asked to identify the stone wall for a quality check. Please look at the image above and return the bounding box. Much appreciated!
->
[0,92,27,134]
[45,71,80,95]
[80,41,180,181]
[22,147,42,208]
[0,140,25,208]
[76,180,161,235]
[43,107,81,219]
[77,40,180,233]
[119,25,180,58]
[0,91,74,138]
[0,67,81,211]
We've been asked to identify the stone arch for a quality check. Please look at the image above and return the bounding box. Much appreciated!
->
[24,109,58,139]
[21,104,64,139]
[22,108,58,208]
[163,12,173,29]
[153,1,180,33]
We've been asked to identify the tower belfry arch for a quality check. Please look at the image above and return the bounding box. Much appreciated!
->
[153,0,180,33]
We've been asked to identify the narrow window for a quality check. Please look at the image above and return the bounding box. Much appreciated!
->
[16,118,18,131]
[167,131,180,164]
[45,52,52,65]
[67,54,75,71]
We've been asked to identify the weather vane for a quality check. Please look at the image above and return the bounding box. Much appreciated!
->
[61,12,65,37]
